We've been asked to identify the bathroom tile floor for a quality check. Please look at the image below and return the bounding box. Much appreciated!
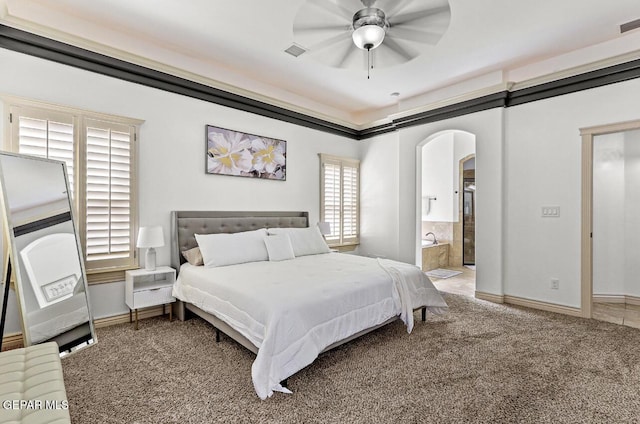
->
[429,266,476,297]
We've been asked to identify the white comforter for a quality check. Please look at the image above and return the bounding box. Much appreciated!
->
[172,252,447,399]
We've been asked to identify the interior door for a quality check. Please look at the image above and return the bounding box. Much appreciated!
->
[463,178,475,265]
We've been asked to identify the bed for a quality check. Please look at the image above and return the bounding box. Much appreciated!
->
[170,211,448,399]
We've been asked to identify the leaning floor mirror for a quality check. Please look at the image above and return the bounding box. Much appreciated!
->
[0,152,96,355]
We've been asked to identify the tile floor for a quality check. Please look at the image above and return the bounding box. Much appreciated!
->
[592,302,640,329]
[429,266,476,297]
[428,266,640,330]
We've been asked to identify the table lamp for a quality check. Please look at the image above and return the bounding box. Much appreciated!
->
[137,226,164,271]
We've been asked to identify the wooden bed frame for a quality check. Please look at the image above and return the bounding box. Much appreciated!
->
[170,211,426,362]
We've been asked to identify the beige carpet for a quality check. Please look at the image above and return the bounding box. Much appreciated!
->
[62,294,640,423]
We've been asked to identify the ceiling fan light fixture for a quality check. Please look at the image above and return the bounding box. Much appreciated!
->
[352,24,385,50]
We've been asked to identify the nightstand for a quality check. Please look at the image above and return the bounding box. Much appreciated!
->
[125,266,176,330]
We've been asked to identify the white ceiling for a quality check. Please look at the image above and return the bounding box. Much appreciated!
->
[2,0,640,127]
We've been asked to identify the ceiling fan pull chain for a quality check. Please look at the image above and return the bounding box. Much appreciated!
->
[367,48,371,79]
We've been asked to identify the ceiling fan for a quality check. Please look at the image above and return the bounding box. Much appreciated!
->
[292,0,451,78]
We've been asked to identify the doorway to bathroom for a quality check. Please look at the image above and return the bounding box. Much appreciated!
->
[416,130,476,296]
[581,120,640,327]
[462,159,476,266]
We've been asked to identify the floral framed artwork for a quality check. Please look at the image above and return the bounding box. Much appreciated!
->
[205,125,286,180]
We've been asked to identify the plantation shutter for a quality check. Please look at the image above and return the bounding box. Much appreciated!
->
[320,154,360,246]
[12,107,76,196]
[342,162,359,244]
[7,99,140,282]
[321,160,341,243]
[83,118,136,269]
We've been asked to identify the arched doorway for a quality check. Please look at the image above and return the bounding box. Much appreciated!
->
[415,130,476,296]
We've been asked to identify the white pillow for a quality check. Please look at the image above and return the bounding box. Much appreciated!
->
[263,234,295,262]
[195,229,269,267]
[267,227,330,256]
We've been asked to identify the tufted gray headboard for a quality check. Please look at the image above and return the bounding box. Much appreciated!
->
[171,211,309,272]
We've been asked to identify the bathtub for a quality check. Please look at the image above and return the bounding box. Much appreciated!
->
[421,241,449,271]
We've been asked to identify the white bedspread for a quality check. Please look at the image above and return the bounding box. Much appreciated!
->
[172,253,447,399]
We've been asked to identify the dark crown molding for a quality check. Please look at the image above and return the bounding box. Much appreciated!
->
[507,58,640,107]
[2,24,640,141]
[0,24,359,139]
[357,91,510,140]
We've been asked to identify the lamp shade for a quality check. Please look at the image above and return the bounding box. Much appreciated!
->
[137,226,164,248]
[317,222,331,235]
[352,25,385,50]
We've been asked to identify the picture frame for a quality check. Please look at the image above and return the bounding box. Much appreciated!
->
[205,124,287,180]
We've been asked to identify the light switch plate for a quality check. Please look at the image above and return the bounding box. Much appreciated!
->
[542,206,560,217]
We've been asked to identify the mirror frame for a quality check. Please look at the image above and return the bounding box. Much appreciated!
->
[0,151,96,354]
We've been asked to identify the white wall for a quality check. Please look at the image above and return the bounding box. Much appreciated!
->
[361,77,640,309]
[421,132,454,221]
[0,48,359,334]
[592,133,625,295]
[420,131,476,222]
[505,78,640,308]
[359,133,399,259]
[360,108,504,297]
[362,78,640,308]
[624,130,640,298]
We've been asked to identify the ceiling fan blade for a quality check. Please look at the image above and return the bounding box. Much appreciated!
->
[388,5,450,26]
[307,31,352,52]
[308,0,354,21]
[383,0,413,17]
[380,37,415,61]
[294,24,351,33]
[386,27,442,45]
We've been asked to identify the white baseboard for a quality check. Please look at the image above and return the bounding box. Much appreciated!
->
[93,306,166,328]
[628,295,640,306]
[475,291,504,303]
[503,295,582,317]
[592,294,625,304]
[475,291,583,317]
[593,294,640,306]
[2,305,167,351]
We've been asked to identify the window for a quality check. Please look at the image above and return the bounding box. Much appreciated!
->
[6,99,141,282]
[319,154,360,246]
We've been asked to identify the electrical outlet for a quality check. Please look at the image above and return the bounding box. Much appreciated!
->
[550,278,559,290]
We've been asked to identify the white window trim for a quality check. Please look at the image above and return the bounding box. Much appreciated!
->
[2,95,144,283]
[319,153,360,247]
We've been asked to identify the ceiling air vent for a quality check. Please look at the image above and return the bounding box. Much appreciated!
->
[620,18,640,33]
[284,44,307,57]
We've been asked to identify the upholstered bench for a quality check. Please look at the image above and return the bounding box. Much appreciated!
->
[0,342,70,424]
